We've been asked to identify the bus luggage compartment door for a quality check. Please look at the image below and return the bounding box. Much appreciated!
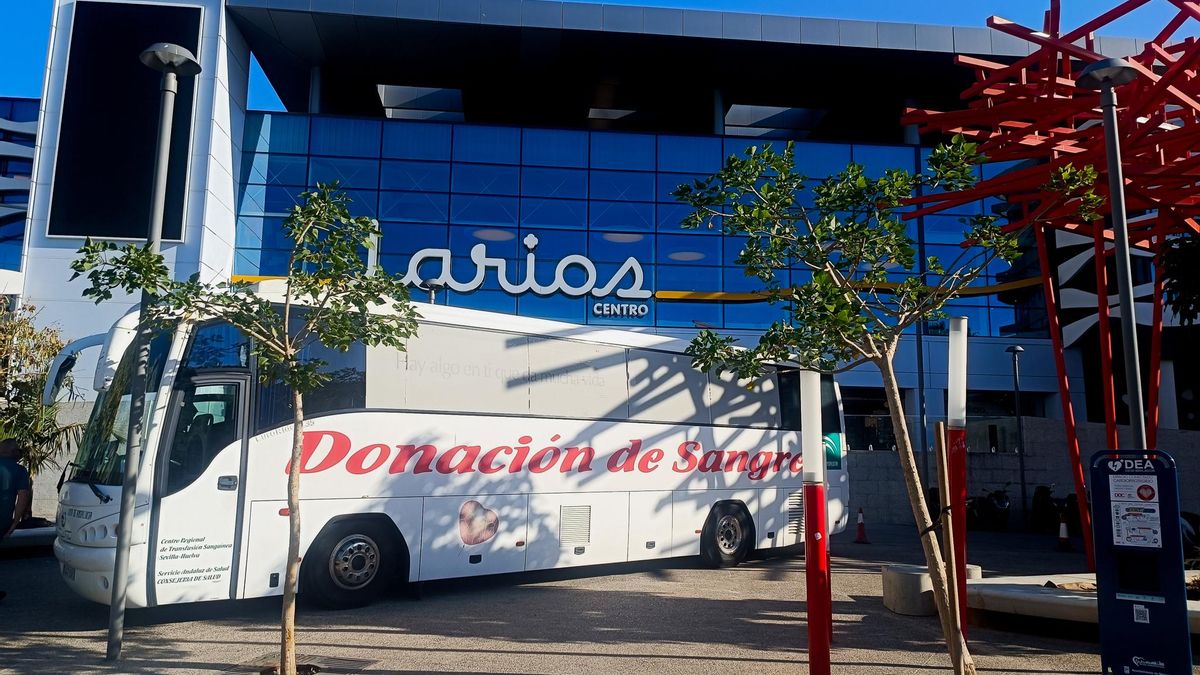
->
[419,494,528,580]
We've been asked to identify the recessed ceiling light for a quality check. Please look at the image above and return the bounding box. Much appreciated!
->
[602,233,644,243]
[668,251,705,262]
[588,107,636,120]
[473,228,516,241]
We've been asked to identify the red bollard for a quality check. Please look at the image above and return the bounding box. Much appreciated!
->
[805,481,831,675]
[853,508,870,544]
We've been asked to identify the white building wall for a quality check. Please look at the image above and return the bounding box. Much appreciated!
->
[23,0,249,393]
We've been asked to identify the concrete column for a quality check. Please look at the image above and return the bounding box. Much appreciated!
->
[308,65,321,114]
[1160,360,1179,430]
[712,89,725,135]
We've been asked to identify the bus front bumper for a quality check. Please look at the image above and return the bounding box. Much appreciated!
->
[53,538,147,606]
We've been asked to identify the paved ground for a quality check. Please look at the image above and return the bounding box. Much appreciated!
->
[0,524,1119,674]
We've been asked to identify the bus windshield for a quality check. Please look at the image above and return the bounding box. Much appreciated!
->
[69,330,173,486]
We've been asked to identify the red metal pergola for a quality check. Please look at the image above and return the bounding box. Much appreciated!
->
[902,0,1200,569]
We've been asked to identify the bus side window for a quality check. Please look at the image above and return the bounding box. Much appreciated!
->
[184,322,249,370]
[164,383,241,495]
[255,341,365,432]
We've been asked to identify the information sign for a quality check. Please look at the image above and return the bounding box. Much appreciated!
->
[1090,450,1192,674]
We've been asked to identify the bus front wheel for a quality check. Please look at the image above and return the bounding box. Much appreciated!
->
[303,518,402,609]
[700,502,753,568]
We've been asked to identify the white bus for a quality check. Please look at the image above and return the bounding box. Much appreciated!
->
[51,296,848,608]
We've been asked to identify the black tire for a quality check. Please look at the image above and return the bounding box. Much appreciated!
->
[302,518,403,609]
[700,502,754,568]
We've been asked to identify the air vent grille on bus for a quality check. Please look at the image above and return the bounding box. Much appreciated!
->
[560,505,592,546]
[786,491,804,538]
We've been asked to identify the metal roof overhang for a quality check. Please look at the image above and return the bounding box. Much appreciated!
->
[225,1,1013,141]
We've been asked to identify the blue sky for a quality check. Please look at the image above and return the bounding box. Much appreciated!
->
[0,0,1190,109]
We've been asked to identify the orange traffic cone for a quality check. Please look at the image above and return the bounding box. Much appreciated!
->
[854,508,870,544]
[1055,514,1072,552]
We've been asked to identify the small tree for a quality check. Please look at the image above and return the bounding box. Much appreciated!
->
[673,137,1016,672]
[0,301,83,478]
[71,183,418,675]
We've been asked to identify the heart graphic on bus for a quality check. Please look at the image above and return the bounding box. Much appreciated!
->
[459,500,500,546]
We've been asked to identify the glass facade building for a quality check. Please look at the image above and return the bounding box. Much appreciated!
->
[0,97,37,272]
[237,112,1030,336]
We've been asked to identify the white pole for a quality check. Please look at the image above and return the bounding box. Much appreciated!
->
[947,317,968,429]
[800,370,824,484]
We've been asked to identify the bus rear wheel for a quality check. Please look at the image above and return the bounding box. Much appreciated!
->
[303,518,401,609]
[701,502,753,568]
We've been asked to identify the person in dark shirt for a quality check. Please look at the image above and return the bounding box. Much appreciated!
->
[0,438,32,602]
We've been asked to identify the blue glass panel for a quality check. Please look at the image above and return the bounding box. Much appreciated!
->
[235,247,290,276]
[308,157,379,189]
[520,292,587,323]
[657,172,709,202]
[654,298,719,328]
[792,141,852,178]
[589,132,654,170]
[657,202,715,233]
[520,228,586,259]
[723,137,772,160]
[924,244,972,270]
[852,144,916,178]
[239,185,305,217]
[658,135,722,173]
[244,113,309,154]
[378,222,448,255]
[520,198,587,229]
[242,152,307,186]
[342,189,378,218]
[453,125,520,164]
[927,301,990,336]
[309,117,381,158]
[589,201,653,231]
[588,231,652,263]
[452,163,519,195]
[521,167,587,198]
[657,264,719,293]
[657,233,720,265]
[449,289,517,314]
[380,160,450,192]
[723,235,749,265]
[982,160,1023,180]
[725,301,780,330]
[790,269,813,287]
[990,306,1018,337]
[395,248,452,289]
[589,170,654,201]
[723,266,785,292]
[0,241,21,271]
[451,225,519,259]
[382,121,451,160]
[378,191,449,223]
[450,194,519,227]
[8,99,38,123]
[921,215,971,245]
[522,128,588,167]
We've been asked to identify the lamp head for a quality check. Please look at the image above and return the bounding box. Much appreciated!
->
[1005,345,1025,355]
[139,43,201,77]
[1077,57,1137,90]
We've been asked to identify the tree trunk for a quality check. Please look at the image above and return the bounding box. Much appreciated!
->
[876,354,976,674]
[280,390,304,675]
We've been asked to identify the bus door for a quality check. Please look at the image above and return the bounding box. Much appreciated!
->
[148,373,250,605]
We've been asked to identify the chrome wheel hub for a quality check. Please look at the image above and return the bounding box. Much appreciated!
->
[328,534,380,589]
[715,514,743,555]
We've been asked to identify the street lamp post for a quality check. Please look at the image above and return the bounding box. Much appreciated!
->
[1006,345,1029,527]
[1078,57,1147,450]
[106,42,201,662]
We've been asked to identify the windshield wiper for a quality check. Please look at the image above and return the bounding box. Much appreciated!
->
[65,462,113,504]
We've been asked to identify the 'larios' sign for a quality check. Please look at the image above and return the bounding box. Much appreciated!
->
[400,234,651,316]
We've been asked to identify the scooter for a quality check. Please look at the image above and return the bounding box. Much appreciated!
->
[966,483,1012,531]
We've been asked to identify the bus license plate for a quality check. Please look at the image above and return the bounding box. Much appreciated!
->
[61,563,76,581]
